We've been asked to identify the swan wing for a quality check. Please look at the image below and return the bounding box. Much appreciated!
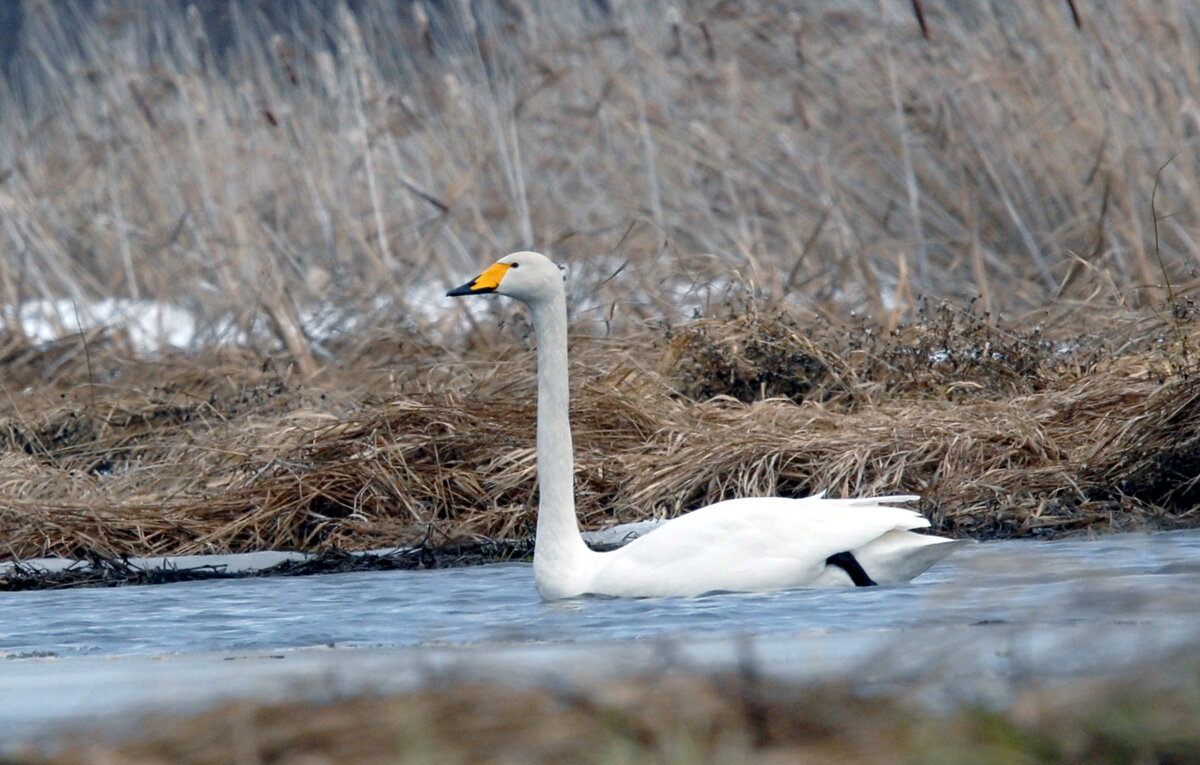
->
[585,494,936,597]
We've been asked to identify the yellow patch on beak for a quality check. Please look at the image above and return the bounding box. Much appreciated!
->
[446,261,512,297]
[471,262,512,291]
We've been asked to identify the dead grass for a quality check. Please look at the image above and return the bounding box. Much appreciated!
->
[0,300,1196,563]
[28,658,1200,764]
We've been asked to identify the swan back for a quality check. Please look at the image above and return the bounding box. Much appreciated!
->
[584,495,952,598]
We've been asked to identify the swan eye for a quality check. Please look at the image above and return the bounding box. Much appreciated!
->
[509,262,520,269]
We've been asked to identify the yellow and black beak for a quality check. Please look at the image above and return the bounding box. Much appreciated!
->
[446,262,512,297]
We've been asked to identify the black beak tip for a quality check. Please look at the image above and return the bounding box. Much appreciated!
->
[446,282,477,297]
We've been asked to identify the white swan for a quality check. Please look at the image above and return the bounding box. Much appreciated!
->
[448,251,963,599]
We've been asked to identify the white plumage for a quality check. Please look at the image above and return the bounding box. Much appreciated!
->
[448,251,962,600]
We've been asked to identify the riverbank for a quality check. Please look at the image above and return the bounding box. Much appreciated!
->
[1,303,1197,575]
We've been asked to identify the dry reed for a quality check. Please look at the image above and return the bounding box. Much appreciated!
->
[2,1,1199,342]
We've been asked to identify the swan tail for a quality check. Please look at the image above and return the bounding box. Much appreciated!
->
[852,529,969,585]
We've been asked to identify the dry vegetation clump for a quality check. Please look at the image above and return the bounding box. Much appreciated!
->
[0,303,1197,564]
[640,354,1200,538]
[31,659,1200,764]
[658,297,1109,406]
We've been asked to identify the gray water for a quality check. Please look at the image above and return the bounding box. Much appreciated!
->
[4,531,1199,658]
[2,531,1200,747]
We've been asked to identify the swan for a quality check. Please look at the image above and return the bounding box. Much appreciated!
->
[447,251,963,599]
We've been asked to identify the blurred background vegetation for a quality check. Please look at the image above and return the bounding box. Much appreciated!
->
[1,0,1197,357]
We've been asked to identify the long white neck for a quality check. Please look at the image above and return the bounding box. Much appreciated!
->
[526,288,596,598]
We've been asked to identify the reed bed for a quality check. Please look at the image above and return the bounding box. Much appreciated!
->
[2,1,1199,336]
[0,1,1199,561]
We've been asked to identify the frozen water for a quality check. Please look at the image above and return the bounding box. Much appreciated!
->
[1,530,1199,748]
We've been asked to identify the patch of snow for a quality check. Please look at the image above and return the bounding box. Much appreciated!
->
[3,298,201,353]
[2,293,434,354]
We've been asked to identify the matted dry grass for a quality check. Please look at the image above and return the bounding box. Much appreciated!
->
[1,299,1196,562]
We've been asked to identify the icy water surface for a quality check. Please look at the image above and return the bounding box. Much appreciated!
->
[0,532,1195,661]
[3,531,1199,658]
[2,531,1199,746]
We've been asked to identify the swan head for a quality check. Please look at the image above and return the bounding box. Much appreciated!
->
[446,251,565,305]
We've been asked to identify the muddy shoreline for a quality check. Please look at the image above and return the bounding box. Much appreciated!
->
[0,540,535,591]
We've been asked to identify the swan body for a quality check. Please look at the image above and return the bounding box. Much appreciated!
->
[448,251,962,600]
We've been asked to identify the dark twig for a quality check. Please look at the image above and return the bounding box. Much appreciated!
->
[911,0,929,40]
